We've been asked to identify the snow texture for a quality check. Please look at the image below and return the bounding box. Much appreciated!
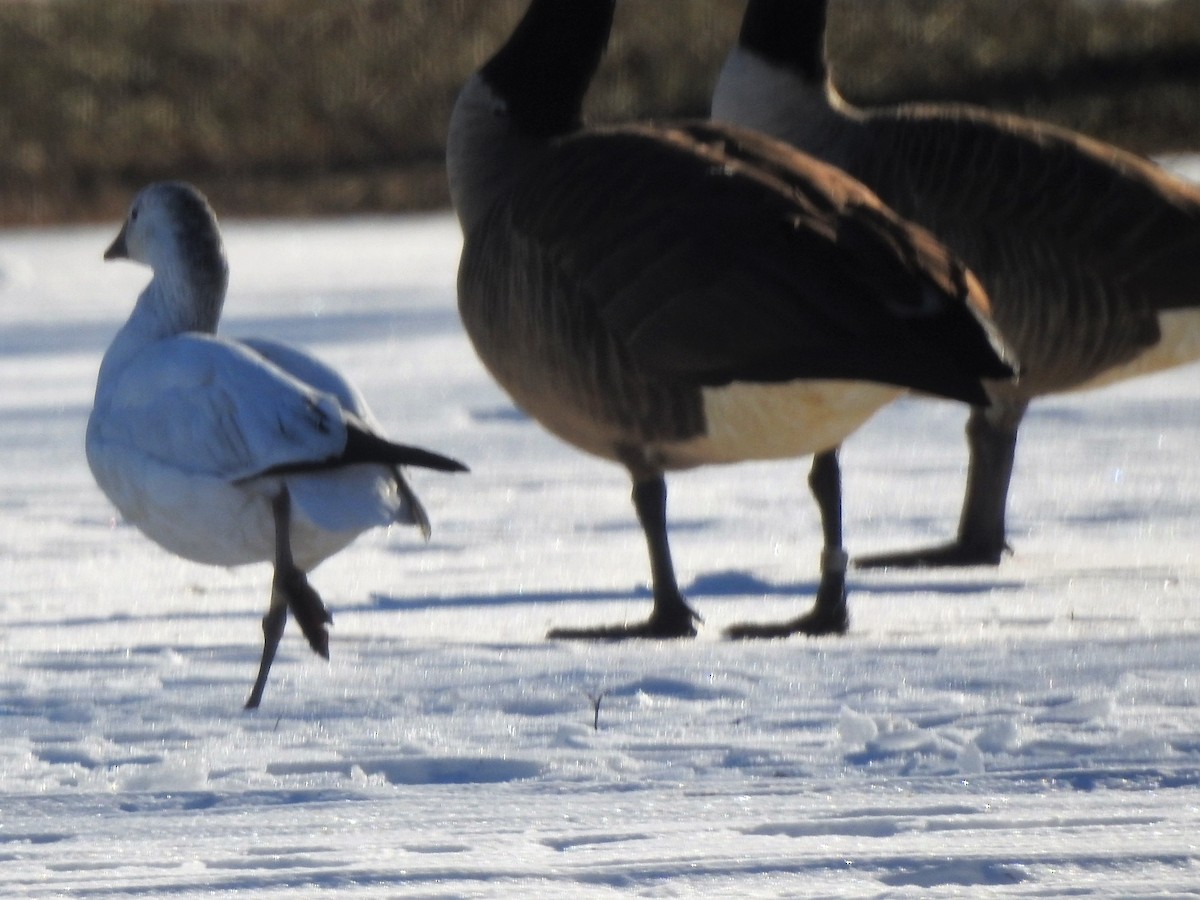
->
[2,158,1200,896]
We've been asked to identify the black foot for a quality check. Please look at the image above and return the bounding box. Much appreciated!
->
[854,540,1009,570]
[724,599,849,640]
[275,568,332,659]
[548,602,700,641]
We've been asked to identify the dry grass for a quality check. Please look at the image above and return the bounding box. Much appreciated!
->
[0,0,1197,225]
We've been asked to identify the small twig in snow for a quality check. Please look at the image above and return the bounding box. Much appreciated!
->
[586,690,608,731]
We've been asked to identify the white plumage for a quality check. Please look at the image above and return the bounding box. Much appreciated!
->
[87,181,466,707]
[91,331,401,566]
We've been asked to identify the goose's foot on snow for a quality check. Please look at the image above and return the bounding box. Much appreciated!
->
[854,539,1010,570]
[276,567,333,660]
[724,564,849,639]
[724,597,849,640]
[548,598,700,641]
[244,568,332,710]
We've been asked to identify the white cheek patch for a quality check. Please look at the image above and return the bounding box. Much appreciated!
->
[662,379,901,468]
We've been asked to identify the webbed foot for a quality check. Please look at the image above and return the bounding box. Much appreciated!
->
[548,600,700,641]
[855,539,1009,570]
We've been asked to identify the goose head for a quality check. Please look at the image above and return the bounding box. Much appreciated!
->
[105,181,229,334]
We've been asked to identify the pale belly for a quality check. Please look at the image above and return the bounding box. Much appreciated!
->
[1073,308,1200,393]
[662,379,901,469]
[89,452,366,572]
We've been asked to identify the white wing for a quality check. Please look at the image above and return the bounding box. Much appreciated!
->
[244,336,433,537]
[241,337,376,424]
[91,333,350,482]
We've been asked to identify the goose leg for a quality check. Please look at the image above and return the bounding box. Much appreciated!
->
[548,475,700,640]
[245,577,288,711]
[245,488,332,709]
[726,449,850,639]
[855,400,1027,569]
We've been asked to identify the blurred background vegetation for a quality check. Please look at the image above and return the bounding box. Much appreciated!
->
[1,0,1198,226]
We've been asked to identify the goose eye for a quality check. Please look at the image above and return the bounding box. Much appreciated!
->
[130,206,139,223]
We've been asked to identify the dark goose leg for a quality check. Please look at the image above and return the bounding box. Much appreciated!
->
[548,476,700,640]
[726,449,850,639]
[855,399,1027,569]
[245,489,332,709]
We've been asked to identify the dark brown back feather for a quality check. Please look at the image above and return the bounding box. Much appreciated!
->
[849,107,1200,390]
[475,121,1012,405]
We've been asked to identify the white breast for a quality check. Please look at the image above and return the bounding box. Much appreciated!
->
[88,445,377,571]
[1075,308,1200,392]
[662,379,900,469]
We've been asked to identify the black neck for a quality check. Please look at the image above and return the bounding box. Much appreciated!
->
[480,0,616,138]
[738,0,828,83]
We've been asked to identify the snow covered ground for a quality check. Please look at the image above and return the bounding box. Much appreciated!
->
[3,157,1200,897]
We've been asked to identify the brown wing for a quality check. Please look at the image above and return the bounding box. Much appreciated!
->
[492,120,1012,405]
[856,106,1200,389]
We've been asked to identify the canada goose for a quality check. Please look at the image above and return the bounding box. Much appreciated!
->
[448,0,1013,639]
[87,182,468,708]
[714,0,1200,569]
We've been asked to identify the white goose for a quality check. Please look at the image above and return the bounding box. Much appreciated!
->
[447,0,1014,640]
[713,0,1200,569]
[87,182,467,708]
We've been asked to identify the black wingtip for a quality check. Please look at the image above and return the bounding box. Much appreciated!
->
[344,427,468,474]
[240,429,469,483]
[395,445,470,474]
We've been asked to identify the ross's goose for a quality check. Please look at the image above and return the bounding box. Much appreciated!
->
[86,181,468,708]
